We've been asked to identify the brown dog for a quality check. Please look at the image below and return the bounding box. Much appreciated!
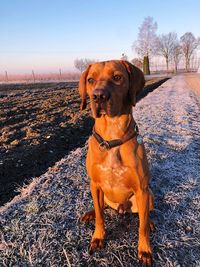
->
[79,60,154,265]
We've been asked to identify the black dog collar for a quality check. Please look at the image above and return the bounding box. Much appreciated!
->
[92,122,141,152]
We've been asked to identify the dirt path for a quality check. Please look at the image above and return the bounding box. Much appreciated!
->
[184,73,200,99]
[0,75,199,266]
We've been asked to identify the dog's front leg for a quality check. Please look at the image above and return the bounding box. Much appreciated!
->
[89,181,105,253]
[135,188,153,266]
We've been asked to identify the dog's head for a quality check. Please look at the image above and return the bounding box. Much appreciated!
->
[78,60,145,118]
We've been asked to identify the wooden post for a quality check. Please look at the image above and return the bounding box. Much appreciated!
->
[5,71,8,82]
[59,68,62,80]
[32,70,35,83]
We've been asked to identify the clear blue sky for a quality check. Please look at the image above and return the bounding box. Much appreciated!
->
[1,0,200,74]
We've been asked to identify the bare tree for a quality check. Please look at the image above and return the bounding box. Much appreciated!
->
[74,58,98,72]
[131,58,143,69]
[172,44,182,73]
[157,32,178,72]
[74,58,85,73]
[132,16,158,74]
[180,32,200,71]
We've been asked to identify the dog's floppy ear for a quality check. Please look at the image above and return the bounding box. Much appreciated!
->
[78,65,91,110]
[121,60,145,106]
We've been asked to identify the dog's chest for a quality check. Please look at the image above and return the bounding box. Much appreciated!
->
[94,148,133,202]
[97,149,127,178]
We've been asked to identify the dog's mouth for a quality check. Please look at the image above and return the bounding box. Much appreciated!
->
[93,102,112,118]
[95,104,107,118]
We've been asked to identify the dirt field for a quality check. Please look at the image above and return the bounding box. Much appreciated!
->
[0,78,168,206]
[184,73,200,100]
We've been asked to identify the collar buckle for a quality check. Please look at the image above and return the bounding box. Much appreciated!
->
[99,141,110,152]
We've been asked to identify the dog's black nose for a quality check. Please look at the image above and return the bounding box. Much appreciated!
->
[92,89,110,103]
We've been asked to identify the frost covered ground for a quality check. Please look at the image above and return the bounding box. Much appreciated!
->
[0,75,200,266]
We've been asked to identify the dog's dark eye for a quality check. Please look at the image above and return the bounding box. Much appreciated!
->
[88,78,95,84]
[113,75,121,81]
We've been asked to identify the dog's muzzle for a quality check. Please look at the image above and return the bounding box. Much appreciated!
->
[92,89,110,103]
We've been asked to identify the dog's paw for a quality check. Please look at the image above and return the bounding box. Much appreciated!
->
[80,210,95,223]
[89,238,105,254]
[138,251,153,266]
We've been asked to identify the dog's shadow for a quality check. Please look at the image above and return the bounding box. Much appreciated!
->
[82,208,141,246]
[105,210,139,241]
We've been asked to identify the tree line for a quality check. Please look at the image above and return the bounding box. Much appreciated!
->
[74,17,200,75]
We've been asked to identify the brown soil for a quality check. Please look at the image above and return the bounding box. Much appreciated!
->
[0,78,169,206]
[184,73,200,100]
